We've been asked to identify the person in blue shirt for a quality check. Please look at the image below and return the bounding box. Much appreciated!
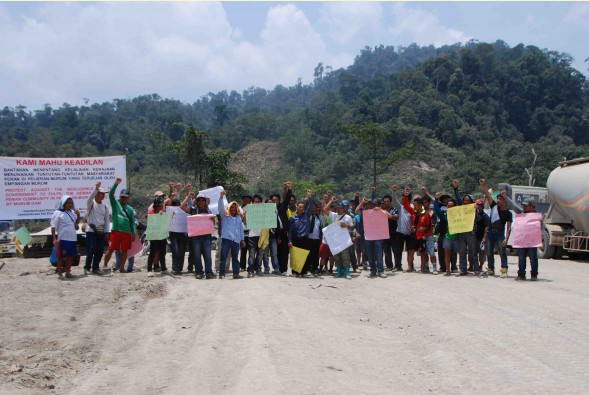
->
[218,190,246,279]
[288,189,314,277]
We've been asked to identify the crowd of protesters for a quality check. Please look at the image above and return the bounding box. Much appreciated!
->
[50,177,540,282]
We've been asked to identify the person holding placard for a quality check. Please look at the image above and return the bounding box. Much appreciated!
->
[288,189,314,277]
[84,182,110,275]
[452,179,482,277]
[510,197,540,281]
[355,197,390,278]
[271,190,289,276]
[322,197,355,279]
[245,194,264,277]
[218,191,246,279]
[182,185,215,280]
[433,196,460,276]
[146,198,169,276]
[480,179,513,277]
[102,178,136,273]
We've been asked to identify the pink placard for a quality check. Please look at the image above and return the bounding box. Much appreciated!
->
[363,209,390,241]
[187,214,215,237]
[511,213,543,248]
[127,234,144,258]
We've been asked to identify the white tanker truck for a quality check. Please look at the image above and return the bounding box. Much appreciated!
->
[538,157,589,259]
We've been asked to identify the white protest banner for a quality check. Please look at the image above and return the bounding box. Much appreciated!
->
[198,186,228,215]
[322,221,353,256]
[0,156,126,220]
[167,206,188,233]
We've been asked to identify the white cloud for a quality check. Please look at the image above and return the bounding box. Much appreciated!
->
[318,2,383,46]
[388,3,471,47]
[564,3,589,29]
[0,2,346,108]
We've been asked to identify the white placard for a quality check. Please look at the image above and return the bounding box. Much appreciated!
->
[198,186,228,215]
[167,206,188,233]
[322,221,353,256]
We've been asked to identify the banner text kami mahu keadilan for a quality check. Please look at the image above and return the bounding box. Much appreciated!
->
[0,156,127,220]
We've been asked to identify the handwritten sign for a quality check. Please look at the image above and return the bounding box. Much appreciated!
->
[363,209,389,240]
[145,212,173,240]
[289,246,310,273]
[322,222,353,256]
[511,213,542,248]
[198,186,228,215]
[447,204,475,234]
[187,214,215,237]
[245,203,276,230]
[167,206,188,233]
[13,226,33,246]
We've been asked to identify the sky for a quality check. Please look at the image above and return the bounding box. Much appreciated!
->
[1,1,588,110]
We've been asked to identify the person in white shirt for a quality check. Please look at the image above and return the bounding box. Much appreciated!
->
[51,195,81,279]
[83,182,110,274]
[322,197,355,279]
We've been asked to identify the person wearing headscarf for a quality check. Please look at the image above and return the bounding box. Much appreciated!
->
[51,195,81,279]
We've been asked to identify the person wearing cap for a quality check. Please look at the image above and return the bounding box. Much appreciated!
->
[83,181,111,275]
[391,185,415,272]
[181,185,215,279]
[146,198,169,275]
[474,198,490,271]
[452,179,483,277]
[148,190,167,214]
[355,196,389,278]
[505,195,540,281]
[322,197,355,279]
[102,177,136,273]
[480,179,513,277]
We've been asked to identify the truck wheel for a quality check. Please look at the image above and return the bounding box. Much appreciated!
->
[554,246,564,259]
[538,229,555,259]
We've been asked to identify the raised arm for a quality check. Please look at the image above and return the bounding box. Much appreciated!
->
[355,197,368,214]
[433,198,444,218]
[304,189,313,217]
[218,190,227,217]
[452,179,463,206]
[503,190,523,214]
[402,193,415,215]
[479,178,494,206]
[323,196,336,215]
[87,181,100,212]
[180,184,193,213]
[390,185,402,211]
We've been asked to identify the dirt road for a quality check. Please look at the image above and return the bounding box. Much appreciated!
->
[1,253,588,394]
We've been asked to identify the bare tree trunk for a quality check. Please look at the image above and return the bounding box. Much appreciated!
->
[525,148,538,186]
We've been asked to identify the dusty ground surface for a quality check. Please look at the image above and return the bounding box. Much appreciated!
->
[1,252,588,394]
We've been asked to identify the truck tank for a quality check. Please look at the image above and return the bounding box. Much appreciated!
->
[545,158,589,232]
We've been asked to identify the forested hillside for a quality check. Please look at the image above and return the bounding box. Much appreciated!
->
[2,40,588,202]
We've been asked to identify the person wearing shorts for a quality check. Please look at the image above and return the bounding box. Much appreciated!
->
[434,197,460,276]
[102,177,136,273]
[51,195,81,279]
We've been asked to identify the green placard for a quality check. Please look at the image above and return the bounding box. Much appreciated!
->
[145,212,174,240]
[14,227,33,246]
[246,203,277,230]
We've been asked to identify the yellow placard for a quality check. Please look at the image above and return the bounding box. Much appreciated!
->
[447,203,476,235]
[289,246,310,273]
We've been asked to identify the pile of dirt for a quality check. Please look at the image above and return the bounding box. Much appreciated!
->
[229,141,290,189]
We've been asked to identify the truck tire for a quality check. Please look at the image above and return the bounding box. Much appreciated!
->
[538,228,556,259]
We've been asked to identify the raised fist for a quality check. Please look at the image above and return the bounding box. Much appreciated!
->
[452,179,459,188]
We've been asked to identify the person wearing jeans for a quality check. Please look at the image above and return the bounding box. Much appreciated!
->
[181,185,215,280]
[480,179,513,277]
[218,191,246,279]
[355,197,388,278]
